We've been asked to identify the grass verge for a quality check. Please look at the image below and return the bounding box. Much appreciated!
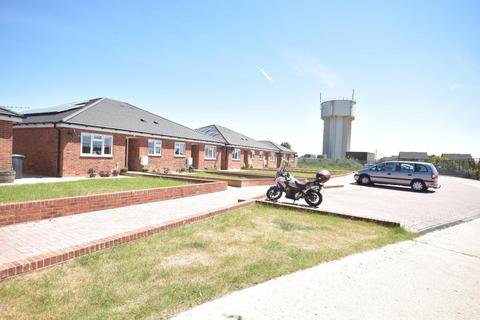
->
[188,172,250,180]
[0,177,191,203]
[0,203,415,319]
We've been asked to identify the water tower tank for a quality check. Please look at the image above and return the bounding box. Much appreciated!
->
[321,98,355,158]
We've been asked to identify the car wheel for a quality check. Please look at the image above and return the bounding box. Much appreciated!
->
[358,175,371,185]
[411,180,426,192]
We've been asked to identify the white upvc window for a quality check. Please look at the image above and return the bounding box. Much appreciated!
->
[204,145,217,160]
[174,142,186,157]
[81,133,113,157]
[148,139,162,156]
[259,151,264,160]
[270,153,277,162]
[250,150,255,160]
[232,148,241,160]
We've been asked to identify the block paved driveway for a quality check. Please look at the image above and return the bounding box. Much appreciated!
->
[279,174,480,232]
[0,186,268,266]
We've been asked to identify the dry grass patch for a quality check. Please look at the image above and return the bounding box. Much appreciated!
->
[0,203,415,319]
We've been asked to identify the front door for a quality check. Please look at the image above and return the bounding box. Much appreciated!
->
[191,145,200,169]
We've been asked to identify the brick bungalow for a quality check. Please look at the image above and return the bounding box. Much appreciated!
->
[258,140,297,168]
[13,98,224,177]
[0,107,23,170]
[196,125,295,169]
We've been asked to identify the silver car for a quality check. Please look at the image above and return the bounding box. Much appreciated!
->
[354,161,440,192]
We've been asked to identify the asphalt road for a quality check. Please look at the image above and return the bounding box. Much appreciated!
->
[290,174,480,232]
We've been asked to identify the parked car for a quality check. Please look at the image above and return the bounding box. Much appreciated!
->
[354,161,440,191]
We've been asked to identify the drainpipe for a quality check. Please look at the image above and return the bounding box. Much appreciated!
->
[55,123,62,177]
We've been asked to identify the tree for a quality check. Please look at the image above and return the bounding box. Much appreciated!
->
[280,142,291,149]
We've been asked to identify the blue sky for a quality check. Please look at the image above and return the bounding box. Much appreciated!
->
[1,0,479,157]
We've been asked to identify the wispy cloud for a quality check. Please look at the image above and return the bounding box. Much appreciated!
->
[256,66,273,81]
[449,83,464,91]
[285,52,340,88]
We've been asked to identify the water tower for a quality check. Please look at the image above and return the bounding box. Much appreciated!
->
[320,92,356,159]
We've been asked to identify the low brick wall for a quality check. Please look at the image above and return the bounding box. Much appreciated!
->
[0,199,255,280]
[131,171,274,188]
[0,180,227,227]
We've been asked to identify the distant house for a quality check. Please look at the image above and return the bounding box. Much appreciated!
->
[346,151,375,165]
[258,140,297,168]
[0,107,23,170]
[441,153,473,161]
[398,152,428,162]
[196,125,293,169]
[13,98,224,177]
[379,155,398,162]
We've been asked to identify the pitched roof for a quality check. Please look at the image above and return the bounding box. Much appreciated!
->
[398,152,428,160]
[21,98,221,143]
[196,125,277,151]
[441,153,473,160]
[0,106,23,122]
[259,140,296,154]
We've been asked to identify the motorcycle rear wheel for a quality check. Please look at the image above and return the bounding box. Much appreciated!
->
[266,186,283,201]
[305,190,323,207]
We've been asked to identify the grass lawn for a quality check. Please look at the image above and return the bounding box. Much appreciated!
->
[0,177,191,204]
[296,158,363,173]
[0,203,415,319]
[243,166,357,177]
[188,172,251,180]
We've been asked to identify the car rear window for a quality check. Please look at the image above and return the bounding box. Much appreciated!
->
[414,164,428,172]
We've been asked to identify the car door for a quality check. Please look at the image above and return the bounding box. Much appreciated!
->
[370,162,396,184]
[393,162,415,185]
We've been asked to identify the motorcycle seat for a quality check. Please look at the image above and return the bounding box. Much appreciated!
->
[294,180,308,187]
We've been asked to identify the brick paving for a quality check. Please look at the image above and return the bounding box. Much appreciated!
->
[0,186,266,268]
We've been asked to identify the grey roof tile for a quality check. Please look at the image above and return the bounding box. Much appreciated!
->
[398,152,429,160]
[259,140,296,154]
[441,153,473,160]
[0,106,23,121]
[20,98,221,143]
[196,125,277,151]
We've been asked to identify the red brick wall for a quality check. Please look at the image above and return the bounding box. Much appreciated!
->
[265,152,279,169]
[61,129,127,176]
[193,144,223,170]
[13,127,59,176]
[248,150,267,169]
[147,139,193,173]
[0,180,227,227]
[0,120,13,170]
[224,147,246,170]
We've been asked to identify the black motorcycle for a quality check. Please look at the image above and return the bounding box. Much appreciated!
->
[266,166,331,207]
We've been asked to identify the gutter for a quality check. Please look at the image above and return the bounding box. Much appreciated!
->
[54,124,62,177]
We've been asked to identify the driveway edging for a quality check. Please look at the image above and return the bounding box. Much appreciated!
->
[0,199,256,281]
[257,200,400,228]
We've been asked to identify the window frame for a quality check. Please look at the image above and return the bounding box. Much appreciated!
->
[174,142,186,157]
[270,152,277,162]
[250,150,255,160]
[204,145,217,160]
[259,151,264,160]
[148,139,162,156]
[232,148,241,161]
[80,133,113,157]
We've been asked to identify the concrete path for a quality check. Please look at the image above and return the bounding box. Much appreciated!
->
[280,174,480,232]
[0,186,266,266]
[173,218,480,320]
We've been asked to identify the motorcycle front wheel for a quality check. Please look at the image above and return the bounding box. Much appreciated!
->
[266,186,283,201]
[304,190,323,207]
